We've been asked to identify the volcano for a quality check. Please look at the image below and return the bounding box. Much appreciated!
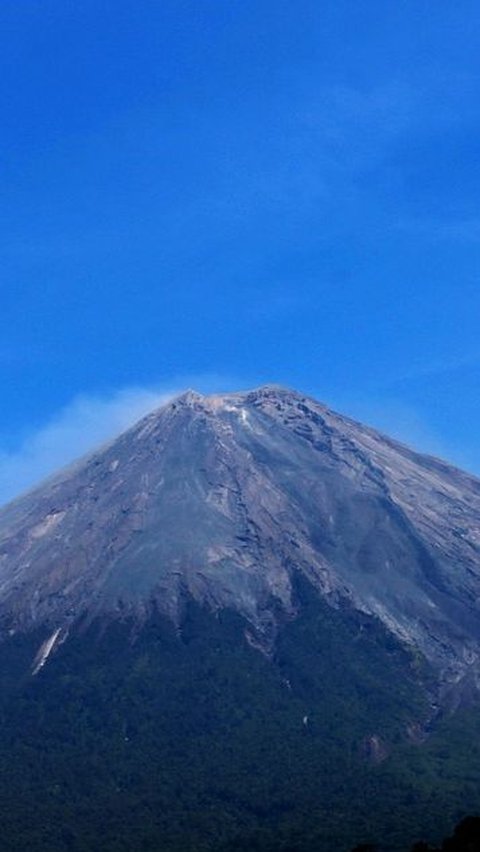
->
[1,385,480,851]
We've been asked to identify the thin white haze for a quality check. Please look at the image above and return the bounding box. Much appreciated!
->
[331,394,480,477]
[0,387,180,507]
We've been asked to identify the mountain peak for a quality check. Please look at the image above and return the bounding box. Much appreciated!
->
[158,384,315,425]
[174,388,203,404]
[170,384,305,409]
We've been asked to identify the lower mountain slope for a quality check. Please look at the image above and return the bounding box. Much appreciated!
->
[0,580,479,852]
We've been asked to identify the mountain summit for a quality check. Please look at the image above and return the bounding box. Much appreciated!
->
[1,385,480,689]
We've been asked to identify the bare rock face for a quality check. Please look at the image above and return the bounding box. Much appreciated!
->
[0,385,480,688]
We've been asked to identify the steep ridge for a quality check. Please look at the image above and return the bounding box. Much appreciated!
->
[0,385,480,690]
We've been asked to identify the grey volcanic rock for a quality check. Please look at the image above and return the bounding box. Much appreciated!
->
[1,385,480,688]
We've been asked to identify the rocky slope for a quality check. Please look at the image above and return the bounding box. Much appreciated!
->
[1,385,480,691]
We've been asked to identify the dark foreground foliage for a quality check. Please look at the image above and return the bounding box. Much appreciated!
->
[0,582,480,850]
[352,815,480,851]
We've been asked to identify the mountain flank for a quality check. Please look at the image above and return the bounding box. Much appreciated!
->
[0,385,479,694]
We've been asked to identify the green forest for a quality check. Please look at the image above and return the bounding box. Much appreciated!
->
[0,582,480,851]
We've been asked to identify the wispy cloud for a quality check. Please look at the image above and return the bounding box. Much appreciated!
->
[0,386,180,507]
[0,372,257,507]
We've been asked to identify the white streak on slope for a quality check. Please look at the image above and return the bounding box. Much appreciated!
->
[32,628,62,675]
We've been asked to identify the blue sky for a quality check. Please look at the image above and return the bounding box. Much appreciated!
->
[2,0,480,502]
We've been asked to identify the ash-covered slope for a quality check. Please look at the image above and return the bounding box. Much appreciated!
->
[1,385,480,685]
